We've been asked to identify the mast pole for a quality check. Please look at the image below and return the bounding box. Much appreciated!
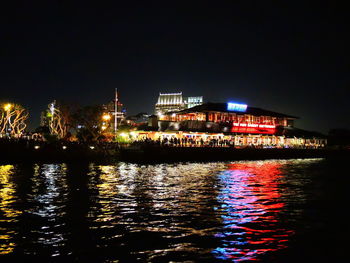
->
[115,88,118,134]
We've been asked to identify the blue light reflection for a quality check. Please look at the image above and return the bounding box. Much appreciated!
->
[212,161,293,261]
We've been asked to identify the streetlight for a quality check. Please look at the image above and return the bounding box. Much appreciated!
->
[3,103,12,112]
[101,114,111,132]
[102,114,111,121]
[120,132,127,137]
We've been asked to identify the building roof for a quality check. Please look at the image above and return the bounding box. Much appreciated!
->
[174,102,298,119]
[156,92,183,105]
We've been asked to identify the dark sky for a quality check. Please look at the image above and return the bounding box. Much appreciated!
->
[1,2,349,133]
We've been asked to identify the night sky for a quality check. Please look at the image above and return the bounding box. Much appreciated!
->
[1,2,349,133]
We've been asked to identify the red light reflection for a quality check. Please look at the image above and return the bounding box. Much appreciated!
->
[213,161,294,261]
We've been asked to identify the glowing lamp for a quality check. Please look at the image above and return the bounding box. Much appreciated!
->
[227,102,247,112]
[34,145,40,150]
[89,146,95,150]
[3,103,12,111]
[102,114,111,121]
[62,146,67,150]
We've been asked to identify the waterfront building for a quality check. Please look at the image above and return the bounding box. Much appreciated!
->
[137,101,326,148]
[132,130,326,148]
[154,92,204,115]
[125,113,150,126]
[155,92,184,115]
[185,96,203,109]
[158,102,296,133]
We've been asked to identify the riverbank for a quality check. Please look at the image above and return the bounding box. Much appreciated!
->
[119,146,350,163]
[1,139,349,163]
[0,141,118,163]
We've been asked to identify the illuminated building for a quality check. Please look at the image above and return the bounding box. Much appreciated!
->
[155,92,184,115]
[139,101,326,148]
[185,96,203,109]
[158,102,295,133]
[154,92,204,115]
[125,113,150,127]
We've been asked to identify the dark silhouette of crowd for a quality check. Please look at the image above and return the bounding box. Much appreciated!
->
[131,136,235,148]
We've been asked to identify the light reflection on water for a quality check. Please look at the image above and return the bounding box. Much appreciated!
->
[0,159,326,262]
[0,165,20,254]
[213,161,294,261]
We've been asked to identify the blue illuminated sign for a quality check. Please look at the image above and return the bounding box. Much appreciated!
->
[227,102,248,112]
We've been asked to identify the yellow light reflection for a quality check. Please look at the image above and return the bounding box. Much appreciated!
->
[0,165,21,254]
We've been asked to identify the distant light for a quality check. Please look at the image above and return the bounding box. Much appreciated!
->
[171,113,176,117]
[227,102,247,112]
[120,133,127,137]
[102,114,111,121]
[62,146,67,150]
[101,125,107,130]
[3,103,12,111]
[34,145,40,150]
[49,102,55,114]
[130,131,137,137]
[89,146,95,150]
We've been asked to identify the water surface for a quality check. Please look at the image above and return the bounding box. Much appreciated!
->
[0,158,348,262]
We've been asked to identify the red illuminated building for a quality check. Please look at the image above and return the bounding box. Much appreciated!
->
[158,102,296,135]
[139,101,326,148]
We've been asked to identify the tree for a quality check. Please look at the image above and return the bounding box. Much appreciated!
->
[44,101,72,139]
[0,103,29,136]
[72,105,106,142]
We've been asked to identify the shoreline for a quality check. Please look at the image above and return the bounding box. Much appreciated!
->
[1,142,349,164]
[119,147,349,163]
[0,143,118,164]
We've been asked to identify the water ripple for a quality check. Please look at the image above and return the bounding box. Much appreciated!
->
[0,158,326,262]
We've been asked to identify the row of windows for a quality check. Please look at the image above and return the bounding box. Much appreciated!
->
[162,112,289,126]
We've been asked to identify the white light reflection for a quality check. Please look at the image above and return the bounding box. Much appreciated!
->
[29,164,68,254]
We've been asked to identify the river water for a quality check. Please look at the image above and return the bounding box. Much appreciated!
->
[0,158,348,262]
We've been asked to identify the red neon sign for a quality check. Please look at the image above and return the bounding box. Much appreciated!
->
[231,123,276,134]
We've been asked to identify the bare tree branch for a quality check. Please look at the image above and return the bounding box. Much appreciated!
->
[0,103,29,136]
